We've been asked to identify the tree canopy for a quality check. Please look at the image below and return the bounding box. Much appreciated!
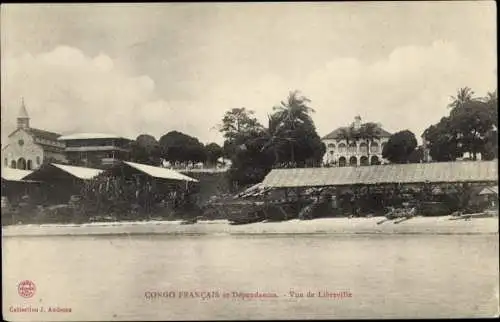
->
[218,90,325,187]
[424,88,497,161]
[159,131,207,163]
[382,130,418,164]
[129,134,162,165]
[219,107,264,142]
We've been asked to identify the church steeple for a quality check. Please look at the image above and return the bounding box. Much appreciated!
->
[17,97,30,129]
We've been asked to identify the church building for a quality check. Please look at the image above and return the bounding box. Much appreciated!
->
[2,99,66,170]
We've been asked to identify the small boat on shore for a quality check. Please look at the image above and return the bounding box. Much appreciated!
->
[377,206,416,225]
[449,210,498,221]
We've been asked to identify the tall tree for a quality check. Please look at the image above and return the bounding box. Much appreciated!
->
[267,90,323,166]
[423,117,462,162]
[382,130,418,164]
[129,134,162,165]
[159,131,207,163]
[483,89,498,127]
[451,100,495,160]
[448,87,476,110]
[425,87,498,162]
[260,114,291,165]
[219,107,264,142]
[272,90,315,128]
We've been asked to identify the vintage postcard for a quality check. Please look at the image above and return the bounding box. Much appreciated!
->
[1,2,499,321]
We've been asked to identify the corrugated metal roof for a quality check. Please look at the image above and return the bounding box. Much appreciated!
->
[58,133,133,141]
[262,161,498,188]
[1,167,33,182]
[124,161,198,182]
[27,128,62,141]
[51,163,104,180]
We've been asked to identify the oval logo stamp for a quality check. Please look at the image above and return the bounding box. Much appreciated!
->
[18,280,36,298]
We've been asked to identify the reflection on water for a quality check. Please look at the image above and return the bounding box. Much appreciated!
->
[2,234,499,320]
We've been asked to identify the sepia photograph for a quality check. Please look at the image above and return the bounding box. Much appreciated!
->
[1,2,498,320]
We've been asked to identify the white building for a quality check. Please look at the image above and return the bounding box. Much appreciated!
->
[321,116,392,167]
[2,99,66,170]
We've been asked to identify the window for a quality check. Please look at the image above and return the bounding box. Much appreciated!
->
[11,160,16,169]
[371,142,379,153]
[348,143,357,153]
[338,143,347,153]
[27,160,32,170]
[17,158,27,170]
[338,156,346,167]
[371,155,380,165]
[36,156,41,165]
[359,143,368,153]
[18,139,24,146]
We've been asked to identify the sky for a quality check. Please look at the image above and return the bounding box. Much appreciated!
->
[1,2,497,146]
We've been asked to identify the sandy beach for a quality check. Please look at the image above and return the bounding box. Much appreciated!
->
[2,216,498,237]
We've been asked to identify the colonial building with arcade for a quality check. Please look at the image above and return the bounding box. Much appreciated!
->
[321,116,392,167]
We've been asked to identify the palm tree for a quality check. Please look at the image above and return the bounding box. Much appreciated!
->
[271,90,315,164]
[448,87,476,110]
[260,114,294,165]
[273,90,315,126]
[358,122,381,163]
[484,89,498,103]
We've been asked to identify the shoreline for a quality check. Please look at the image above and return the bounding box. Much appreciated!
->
[2,216,498,237]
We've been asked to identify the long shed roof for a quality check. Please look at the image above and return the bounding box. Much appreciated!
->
[24,163,104,181]
[122,161,198,182]
[1,167,34,182]
[261,161,498,188]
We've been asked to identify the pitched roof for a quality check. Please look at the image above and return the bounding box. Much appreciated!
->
[26,128,62,141]
[1,167,33,182]
[261,161,498,188]
[322,126,392,140]
[18,99,29,118]
[24,163,104,181]
[52,163,104,180]
[123,161,198,182]
[58,133,134,141]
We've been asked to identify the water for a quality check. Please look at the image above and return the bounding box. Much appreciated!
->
[2,233,499,320]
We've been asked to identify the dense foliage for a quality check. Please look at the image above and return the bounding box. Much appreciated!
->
[129,134,162,165]
[423,88,497,161]
[159,131,207,163]
[382,130,418,164]
[219,90,326,187]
